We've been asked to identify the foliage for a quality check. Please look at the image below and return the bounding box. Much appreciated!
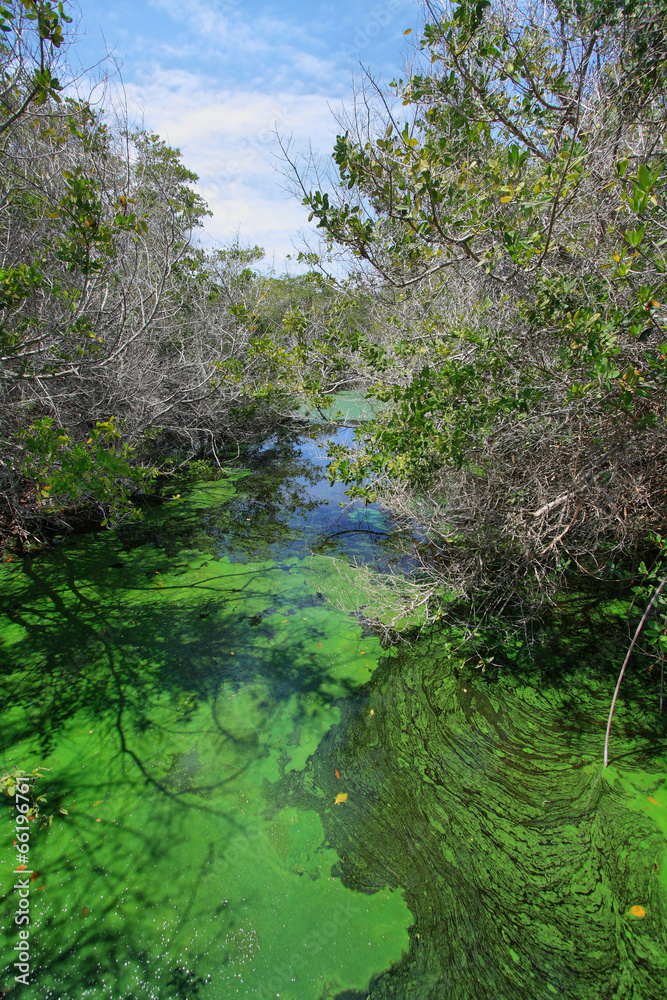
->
[0,5,364,545]
[0,1,72,137]
[0,764,56,827]
[296,0,667,621]
[20,417,154,524]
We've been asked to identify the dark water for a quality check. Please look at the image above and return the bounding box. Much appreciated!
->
[1,415,666,999]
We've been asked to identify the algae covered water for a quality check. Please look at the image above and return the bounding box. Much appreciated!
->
[1,418,666,999]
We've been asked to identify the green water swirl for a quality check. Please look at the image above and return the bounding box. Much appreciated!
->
[0,428,665,999]
[283,636,667,999]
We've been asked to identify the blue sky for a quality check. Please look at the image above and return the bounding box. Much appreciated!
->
[70,0,421,268]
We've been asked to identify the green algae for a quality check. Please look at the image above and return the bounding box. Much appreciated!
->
[283,634,667,999]
[297,390,381,425]
[0,460,410,999]
[1,429,666,1000]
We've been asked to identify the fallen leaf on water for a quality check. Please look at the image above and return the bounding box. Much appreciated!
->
[630,905,646,918]
[335,769,340,779]
[648,797,660,806]
[334,793,348,805]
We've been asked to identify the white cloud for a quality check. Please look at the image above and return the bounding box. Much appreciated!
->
[199,186,310,262]
[146,0,343,93]
[78,0,416,266]
[122,67,342,263]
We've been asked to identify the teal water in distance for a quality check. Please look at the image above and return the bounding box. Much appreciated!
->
[0,407,666,999]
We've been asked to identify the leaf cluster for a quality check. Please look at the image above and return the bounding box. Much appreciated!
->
[295,0,667,623]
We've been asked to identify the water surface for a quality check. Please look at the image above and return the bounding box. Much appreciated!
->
[1,420,666,999]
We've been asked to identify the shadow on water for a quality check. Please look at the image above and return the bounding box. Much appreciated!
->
[3,548,355,761]
[282,632,667,1000]
[0,423,412,1000]
[1,427,403,751]
[0,420,666,999]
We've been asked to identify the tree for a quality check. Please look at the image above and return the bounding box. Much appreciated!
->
[0,6,386,548]
[299,0,667,621]
[0,7,305,543]
[0,0,72,137]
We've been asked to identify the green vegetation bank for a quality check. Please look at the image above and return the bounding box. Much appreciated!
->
[3,0,667,693]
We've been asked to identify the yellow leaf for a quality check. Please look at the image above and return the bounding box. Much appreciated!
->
[630,905,646,918]
[648,797,660,806]
[334,793,348,805]
[404,28,412,35]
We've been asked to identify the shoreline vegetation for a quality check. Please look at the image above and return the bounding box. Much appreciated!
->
[1,1,667,736]
[1,5,666,995]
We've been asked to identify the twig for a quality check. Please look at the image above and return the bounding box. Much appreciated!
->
[603,572,667,767]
